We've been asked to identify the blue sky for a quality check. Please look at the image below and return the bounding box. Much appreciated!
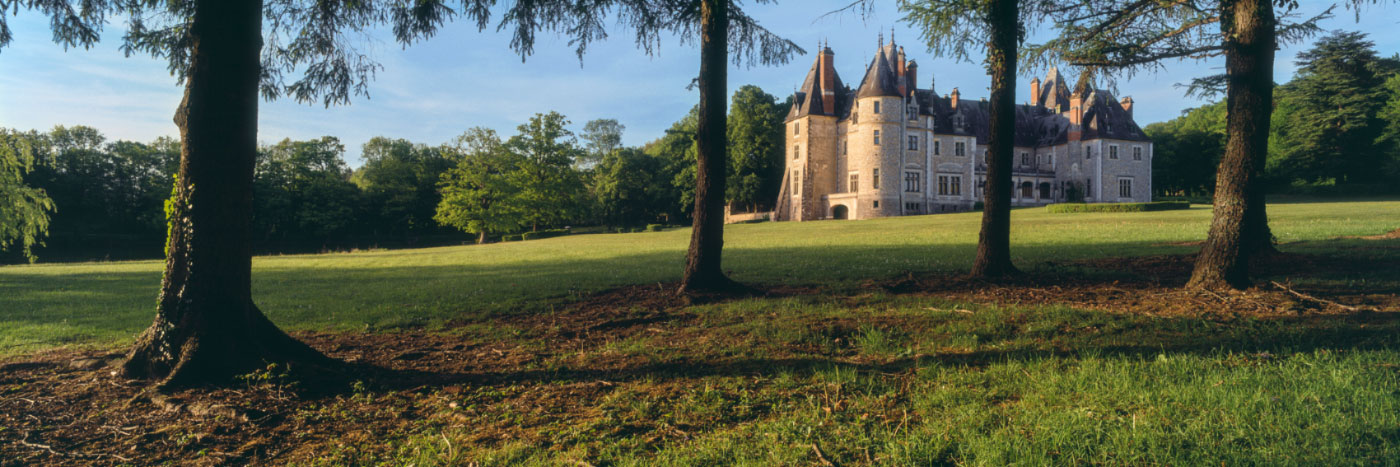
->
[1,1,1396,167]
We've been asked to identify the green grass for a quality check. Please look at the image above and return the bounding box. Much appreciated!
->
[2,200,1397,357]
[307,296,1400,466]
[3,200,1399,464]
[1045,200,1190,213]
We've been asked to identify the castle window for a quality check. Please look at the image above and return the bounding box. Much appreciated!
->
[794,122,800,135]
[933,140,941,155]
[908,135,918,150]
[793,145,800,160]
[1109,145,1119,160]
[1086,146,1092,160]
[1133,146,1143,161]
[1020,152,1030,166]
[951,176,962,196]
[905,172,921,193]
[842,140,848,155]
[791,170,799,193]
[955,141,966,157]
[1119,178,1133,198]
[873,168,880,189]
[907,105,917,120]
[849,172,859,192]
[905,202,921,212]
[938,175,948,195]
[873,130,881,145]
[873,101,881,114]
[873,200,880,208]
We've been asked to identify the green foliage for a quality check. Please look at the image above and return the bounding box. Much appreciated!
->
[645,224,665,232]
[591,147,682,227]
[0,129,55,262]
[253,137,361,246]
[435,128,524,240]
[354,137,455,239]
[505,112,588,230]
[578,119,624,168]
[726,85,785,212]
[436,113,588,240]
[1146,32,1400,195]
[1046,201,1190,213]
[520,228,571,241]
[643,106,701,216]
[1270,31,1399,186]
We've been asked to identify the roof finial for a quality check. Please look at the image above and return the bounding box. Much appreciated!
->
[891,27,896,45]
[878,31,883,47]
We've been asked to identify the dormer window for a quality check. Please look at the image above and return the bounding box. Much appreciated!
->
[907,105,917,120]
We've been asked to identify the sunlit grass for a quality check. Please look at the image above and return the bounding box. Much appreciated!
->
[1,200,1396,357]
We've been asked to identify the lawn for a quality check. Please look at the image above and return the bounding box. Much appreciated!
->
[1,200,1398,465]
[2,200,1395,357]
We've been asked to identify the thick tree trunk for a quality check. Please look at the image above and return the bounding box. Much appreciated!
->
[679,0,736,294]
[122,0,328,388]
[1187,0,1276,290]
[477,230,488,244]
[970,0,1021,279]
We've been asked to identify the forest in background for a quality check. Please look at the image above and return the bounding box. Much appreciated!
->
[1148,31,1400,197]
[0,85,790,263]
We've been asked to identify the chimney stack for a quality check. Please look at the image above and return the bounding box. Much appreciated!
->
[819,46,836,113]
[1120,96,1134,118]
[906,60,918,97]
[1030,77,1041,107]
[896,47,908,96]
[950,87,960,111]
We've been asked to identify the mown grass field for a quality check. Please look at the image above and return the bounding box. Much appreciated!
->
[2,200,1395,356]
[2,199,1398,465]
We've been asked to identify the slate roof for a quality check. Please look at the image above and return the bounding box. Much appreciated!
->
[788,43,1151,145]
[855,44,904,98]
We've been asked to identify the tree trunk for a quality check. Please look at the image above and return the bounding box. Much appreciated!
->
[477,230,487,244]
[1187,0,1276,290]
[122,0,329,388]
[679,0,736,294]
[1243,187,1277,256]
[970,0,1021,279]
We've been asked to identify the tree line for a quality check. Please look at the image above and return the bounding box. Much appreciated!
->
[0,85,789,263]
[1148,31,1400,197]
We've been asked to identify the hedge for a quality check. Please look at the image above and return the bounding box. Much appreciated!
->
[646,224,665,232]
[1045,201,1190,213]
[521,228,571,240]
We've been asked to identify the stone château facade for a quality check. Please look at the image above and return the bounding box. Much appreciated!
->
[775,36,1153,221]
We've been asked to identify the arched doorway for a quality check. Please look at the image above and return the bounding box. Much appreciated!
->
[1039,182,1051,200]
[1020,181,1034,198]
[832,205,849,220]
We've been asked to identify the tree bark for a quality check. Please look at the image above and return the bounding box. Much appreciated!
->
[1187,0,1276,290]
[970,0,1021,279]
[122,0,329,388]
[679,0,737,294]
[477,230,488,244]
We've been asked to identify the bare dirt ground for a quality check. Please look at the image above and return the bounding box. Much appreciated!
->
[1,251,1395,466]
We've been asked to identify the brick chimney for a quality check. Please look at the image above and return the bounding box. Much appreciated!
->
[1120,96,1134,118]
[1030,77,1041,106]
[1068,91,1084,142]
[896,47,908,96]
[906,59,918,96]
[819,45,836,113]
[950,87,960,111]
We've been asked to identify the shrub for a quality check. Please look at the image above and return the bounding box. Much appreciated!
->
[973,201,984,211]
[521,228,571,241]
[501,234,522,241]
[646,224,665,232]
[1045,201,1190,213]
